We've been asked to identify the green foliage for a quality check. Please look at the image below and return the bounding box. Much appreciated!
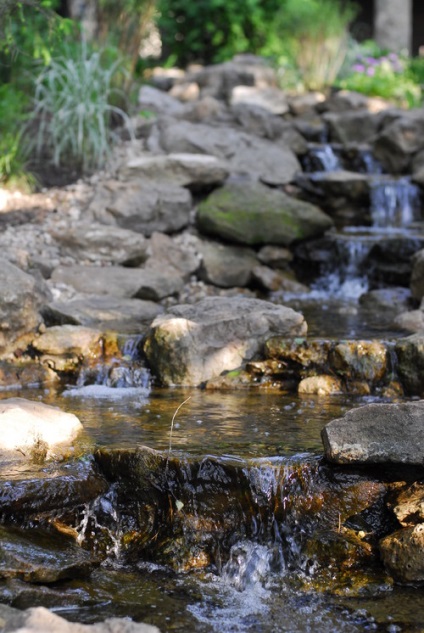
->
[32,42,134,172]
[273,0,358,91]
[157,0,281,66]
[0,84,34,190]
[337,42,422,108]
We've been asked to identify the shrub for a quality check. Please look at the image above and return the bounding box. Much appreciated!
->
[32,42,134,173]
[337,42,422,108]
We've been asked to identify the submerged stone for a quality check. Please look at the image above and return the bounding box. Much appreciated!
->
[322,401,424,465]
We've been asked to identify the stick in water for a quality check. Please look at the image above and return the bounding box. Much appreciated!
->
[168,395,192,457]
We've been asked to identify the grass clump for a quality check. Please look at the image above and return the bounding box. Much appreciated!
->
[33,42,134,173]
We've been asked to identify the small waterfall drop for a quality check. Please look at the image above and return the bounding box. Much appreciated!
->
[303,144,341,172]
[370,177,421,228]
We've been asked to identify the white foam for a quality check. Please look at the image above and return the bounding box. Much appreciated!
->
[62,384,150,400]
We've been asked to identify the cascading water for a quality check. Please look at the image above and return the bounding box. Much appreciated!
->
[370,176,421,228]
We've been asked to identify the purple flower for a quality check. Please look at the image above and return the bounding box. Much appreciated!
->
[352,64,365,73]
[365,56,378,65]
[366,66,375,76]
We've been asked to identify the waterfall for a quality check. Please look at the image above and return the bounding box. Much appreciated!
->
[303,144,341,172]
[370,177,421,229]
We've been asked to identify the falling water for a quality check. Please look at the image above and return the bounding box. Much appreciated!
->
[370,177,421,228]
[303,145,341,172]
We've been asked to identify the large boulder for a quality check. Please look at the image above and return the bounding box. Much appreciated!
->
[197,181,333,247]
[324,110,381,145]
[0,258,45,356]
[157,118,301,185]
[0,398,83,461]
[373,111,424,173]
[322,401,424,465]
[144,296,307,386]
[85,180,192,236]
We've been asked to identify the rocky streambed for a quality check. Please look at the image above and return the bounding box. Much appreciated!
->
[1,55,424,631]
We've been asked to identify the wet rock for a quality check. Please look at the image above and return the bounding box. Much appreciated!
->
[0,259,45,357]
[50,265,184,301]
[298,375,342,395]
[0,604,160,632]
[52,223,148,266]
[197,240,258,288]
[0,361,58,390]
[0,526,99,584]
[410,248,424,301]
[0,398,83,461]
[0,459,108,518]
[373,111,424,174]
[265,337,332,371]
[297,171,370,214]
[330,341,388,384]
[42,296,162,334]
[144,296,306,386]
[390,481,424,527]
[322,401,424,465]
[197,181,333,247]
[157,118,300,185]
[395,333,424,395]
[324,110,381,145]
[120,152,229,187]
[230,85,289,115]
[86,180,192,236]
[380,524,424,583]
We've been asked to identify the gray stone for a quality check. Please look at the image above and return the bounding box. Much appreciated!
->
[53,223,148,266]
[410,248,424,301]
[144,296,307,386]
[197,240,258,288]
[0,258,45,356]
[197,181,333,246]
[230,86,289,115]
[324,110,381,145]
[394,309,424,333]
[373,111,424,174]
[86,180,192,236]
[50,265,184,301]
[322,401,424,465]
[121,153,229,187]
[31,325,102,357]
[42,295,162,333]
[158,118,301,186]
[144,232,200,280]
[138,84,185,116]
[0,604,160,632]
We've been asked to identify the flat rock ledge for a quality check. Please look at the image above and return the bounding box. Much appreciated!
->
[321,400,424,466]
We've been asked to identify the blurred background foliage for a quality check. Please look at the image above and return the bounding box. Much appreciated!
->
[1,0,423,190]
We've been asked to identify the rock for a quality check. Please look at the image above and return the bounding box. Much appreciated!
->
[0,526,99,584]
[0,604,160,632]
[359,287,412,312]
[50,265,184,301]
[0,398,82,460]
[380,524,424,583]
[322,401,424,465]
[0,258,45,357]
[297,171,370,214]
[251,265,308,294]
[373,111,424,174]
[32,325,103,357]
[257,245,293,269]
[144,296,307,386]
[120,153,229,188]
[42,296,163,333]
[319,90,391,114]
[86,180,192,236]
[144,232,200,280]
[287,92,325,116]
[390,481,424,527]
[0,361,58,390]
[410,248,424,301]
[197,181,333,247]
[395,333,424,395]
[157,118,301,185]
[324,110,381,145]
[230,86,289,115]
[53,223,148,266]
[393,309,424,333]
[197,240,258,288]
[330,341,388,384]
[138,84,185,116]
[298,375,342,395]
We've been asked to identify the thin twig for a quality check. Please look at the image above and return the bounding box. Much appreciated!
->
[168,396,191,458]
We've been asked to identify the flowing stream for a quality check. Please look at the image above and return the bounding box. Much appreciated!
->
[1,144,424,632]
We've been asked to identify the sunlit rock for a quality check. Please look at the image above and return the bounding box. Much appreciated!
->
[380,524,424,583]
[322,401,424,465]
[0,604,160,632]
[0,397,83,461]
[395,333,424,395]
[331,340,388,384]
[144,296,307,386]
[389,481,424,527]
[197,181,332,247]
[298,375,342,396]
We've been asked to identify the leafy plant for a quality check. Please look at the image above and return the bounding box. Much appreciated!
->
[273,0,358,91]
[0,84,35,190]
[32,42,134,172]
[337,42,422,108]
